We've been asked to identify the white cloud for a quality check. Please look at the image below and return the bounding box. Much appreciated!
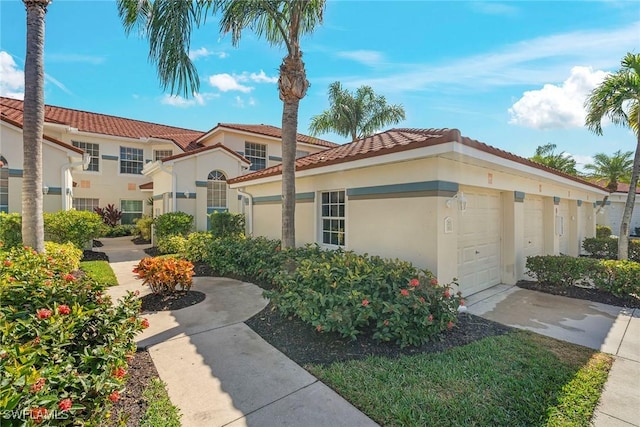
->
[208,73,253,92]
[337,50,383,66]
[508,66,608,129]
[0,51,24,99]
[571,154,595,172]
[248,70,278,84]
[160,92,218,108]
[188,47,228,61]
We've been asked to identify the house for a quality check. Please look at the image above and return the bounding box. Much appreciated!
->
[0,97,335,227]
[596,182,640,236]
[228,128,608,296]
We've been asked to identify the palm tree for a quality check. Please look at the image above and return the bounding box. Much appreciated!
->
[530,143,578,175]
[309,82,406,141]
[118,0,325,249]
[584,150,633,213]
[585,52,640,260]
[22,0,51,253]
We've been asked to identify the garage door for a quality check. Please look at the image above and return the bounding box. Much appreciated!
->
[523,195,544,258]
[558,200,570,254]
[457,190,501,296]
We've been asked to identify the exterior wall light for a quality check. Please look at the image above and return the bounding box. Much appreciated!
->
[43,185,49,195]
[446,192,467,213]
[184,192,190,199]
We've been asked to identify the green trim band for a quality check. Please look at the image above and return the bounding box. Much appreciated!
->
[195,181,208,188]
[8,169,23,177]
[347,180,459,200]
[177,192,196,199]
[254,192,315,205]
[553,197,560,205]
[595,200,611,206]
[514,191,525,203]
[152,195,163,201]
[45,187,62,195]
[102,155,119,161]
[268,155,282,162]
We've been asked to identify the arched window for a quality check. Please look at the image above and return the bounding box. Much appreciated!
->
[0,156,8,213]
[207,170,227,211]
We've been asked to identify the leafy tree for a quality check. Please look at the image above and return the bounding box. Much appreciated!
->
[530,143,578,175]
[21,0,51,252]
[309,82,406,141]
[585,52,640,260]
[118,0,326,249]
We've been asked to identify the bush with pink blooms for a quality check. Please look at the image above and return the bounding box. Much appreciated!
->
[0,243,147,425]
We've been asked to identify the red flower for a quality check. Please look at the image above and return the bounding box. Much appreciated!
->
[30,378,46,393]
[361,299,369,307]
[141,318,150,329]
[58,398,72,411]
[459,299,465,306]
[113,367,126,379]
[410,278,420,287]
[64,273,76,282]
[57,305,71,315]
[316,324,323,332]
[428,314,434,322]
[3,260,12,267]
[33,336,41,345]
[447,321,455,330]
[108,391,120,402]
[443,289,451,298]
[400,289,409,297]
[30,407,47,424]
[429,278,438,286]
[36,309,52,320]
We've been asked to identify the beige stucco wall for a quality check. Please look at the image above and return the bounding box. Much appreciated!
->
[598,193,640,236]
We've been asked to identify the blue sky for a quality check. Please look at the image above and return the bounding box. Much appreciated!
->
[1,0,638,169]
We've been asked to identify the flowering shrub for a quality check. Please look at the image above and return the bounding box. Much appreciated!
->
[134,257,194,294]
[0,244,146,425]
[157,235,187,255]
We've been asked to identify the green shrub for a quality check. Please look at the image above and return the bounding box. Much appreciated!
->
[44,210,106,249]
[526,255,599,287]
[0,245,147,425]
[182,232,214,262]
[209,212,245,238]
[157,235,187,255]
[133,257,194,294]
[0,212,22,248]
[596,225,612,239]
[592,260,640,298]
[582,237,640,261]
[154,212,193,239]
[206,236,284,283]
[135,215,154,241]
[44,241,83,272]
[103,224,136,237]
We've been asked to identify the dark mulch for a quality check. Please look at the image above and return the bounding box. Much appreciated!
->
[92,240,103,247]
[143,247,161,257]
[517,280,640,309]
[132,237,151,245]
[81,250,109,262]
[140,291,206,312]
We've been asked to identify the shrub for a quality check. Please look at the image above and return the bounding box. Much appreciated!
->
[104,224,136,237]
[526,255,599,287]
[44,241,83,272]
[154,212,193,239]
[94,204,123,227]
[209,212,245,239]
[0,212,22,248]
[182,232,213,262]
[133,257,194,294]
[44,210,106,249]
[157,235,187,255]
[135,215,154,241]
[596,225,612,239]
[582,237,640,261]
[206,236,284,283]
[592,260,640,298]
[0,245,146,425]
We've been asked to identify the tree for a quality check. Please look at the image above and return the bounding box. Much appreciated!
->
[22,0,51,253]
[118,0,325,249]
[585,52,640,260]
[530,143,578,175]
[309,82,406,141]
[583,150,633,213]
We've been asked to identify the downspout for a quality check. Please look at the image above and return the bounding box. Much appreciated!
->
[60,153,90,210]
[236,188,253,236]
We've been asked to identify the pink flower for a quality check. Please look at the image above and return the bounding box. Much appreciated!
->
[400,289,409,297]
[108,391,120,403]
[430,278,438,286]
[113,367,126,379]
[36,309,52,320]
[141,318,150,329]
[30,378,46,393]
[428,314,433,322]
[361,299,369,307]
[58,398,72,411]
[409,278,420,287]
[57,305,71,315]
[443,289,451,298]
[447,321,455,330]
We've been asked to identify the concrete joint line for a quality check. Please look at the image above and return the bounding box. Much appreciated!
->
[596,410,639,426]
[149,320,251,346]
[614,308,635,356]
[220,380,320,427]
[467,285,516,307]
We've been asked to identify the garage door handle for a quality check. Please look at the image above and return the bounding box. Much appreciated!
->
[475,250,480,254]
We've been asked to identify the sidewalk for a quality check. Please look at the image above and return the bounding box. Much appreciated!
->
[102,237,378,427]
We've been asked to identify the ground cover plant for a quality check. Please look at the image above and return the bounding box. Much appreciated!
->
[0,243,148,425]
[80,260,118,287]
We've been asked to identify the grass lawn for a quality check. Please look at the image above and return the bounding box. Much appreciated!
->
[307,331,612,427]
[80,260,118,287]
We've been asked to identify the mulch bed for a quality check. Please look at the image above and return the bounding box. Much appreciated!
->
[81,250,109,262]
[132,237,151,245]
[140,291,206,312]
[517,280,640,309]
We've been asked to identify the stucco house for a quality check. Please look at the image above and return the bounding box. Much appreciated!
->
[0,96,334,227]
[228,128,608,296]
[597,182,640,236]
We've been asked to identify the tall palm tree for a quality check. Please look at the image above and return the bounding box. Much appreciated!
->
[309,82,406,141]
[118,0,325,249]
[584,150,633,213]
[22,0,51,253]
[585,52,640,260]
[530,143,578,175]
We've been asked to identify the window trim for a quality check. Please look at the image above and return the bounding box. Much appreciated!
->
[153,149,173,161]
[207,170,228,210]
[119,146,144,175]
[244,141,267,171]
[72,141,100,173]
[120,199,144,225]
[72,198,100,212]
[318,189,346,249]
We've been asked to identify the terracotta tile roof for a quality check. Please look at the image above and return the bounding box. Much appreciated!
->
[0,114,84,155]
[201,123,339,149]
[615,182,640,194]
[139,182,153,190]
[162,143,251,164]
[228,128,607,193]
[1,96,205,150]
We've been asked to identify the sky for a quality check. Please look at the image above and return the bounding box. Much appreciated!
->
[1,0,638,170]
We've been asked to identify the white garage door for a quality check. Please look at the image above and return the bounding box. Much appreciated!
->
[458,190,501,296]
[558,200,570,254]
[523,195,544,258]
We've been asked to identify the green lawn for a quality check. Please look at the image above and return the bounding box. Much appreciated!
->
[80,260,119,287]
[308,331,612,427]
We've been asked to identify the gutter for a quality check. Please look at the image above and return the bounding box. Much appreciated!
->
[61,153,91,210]
[236,188,253,236]
[159,162,177,212]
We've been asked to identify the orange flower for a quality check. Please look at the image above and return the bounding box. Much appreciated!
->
[113,367,126,379]
[64,273,76,282]
[30,407,47,424]
[3,260,12,267]
[30,378,46,393]
[36,309,52,320]
[141,318,150,329]
[57,305,71,315]
[108,391,120,402]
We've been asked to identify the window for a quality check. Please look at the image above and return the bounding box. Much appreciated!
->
[154,149,173,161]
[245,142,267,171]
[72,141,99,171]
[120,146,144,174]
[121,200,143,225]
[296,150,310,158]
[0,157,8,213]
[320,190,345,247]
[72,198,99,212]
[207,170,227,209]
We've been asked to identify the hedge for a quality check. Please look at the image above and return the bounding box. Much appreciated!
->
[582,237,640,262]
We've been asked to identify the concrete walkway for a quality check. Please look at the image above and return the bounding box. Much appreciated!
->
[101,237,378,427]
[467,285,640,427]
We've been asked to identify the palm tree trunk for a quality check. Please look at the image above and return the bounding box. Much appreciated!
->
[281,98,298,249]
[22,0,49,253]
[619,117,640,260]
